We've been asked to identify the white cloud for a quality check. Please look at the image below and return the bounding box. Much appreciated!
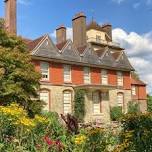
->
[50,27,73,42]
[146,0,152,5]
[112,28,152,94]
[112,0,126,4]
[18,0,31,5]
[133,2,140,9]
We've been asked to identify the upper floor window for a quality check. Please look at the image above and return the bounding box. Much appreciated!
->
[101,70,108,85]
[84,67,90,84]
[40,62,49,81]
[117,71,123,86]
[132,85,136,95]
[63,65,71,82]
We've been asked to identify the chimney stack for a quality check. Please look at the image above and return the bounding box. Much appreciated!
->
[72,12,87,48]
[102,24,112,41]
[56,25,66,44]
[4,0,17,35]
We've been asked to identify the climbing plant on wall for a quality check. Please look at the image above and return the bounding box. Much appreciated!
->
[74,89,85,122]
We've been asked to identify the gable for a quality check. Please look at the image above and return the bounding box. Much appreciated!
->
[32,35,61,59]
[60,40,80,62]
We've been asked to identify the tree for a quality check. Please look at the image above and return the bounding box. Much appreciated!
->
[0,19,43,117]
[147,95,152,112]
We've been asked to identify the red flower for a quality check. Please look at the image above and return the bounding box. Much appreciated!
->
[44,136,53,146]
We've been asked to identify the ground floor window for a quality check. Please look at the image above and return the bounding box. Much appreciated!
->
[63,90,72,114]
[117,92,124,107]
[40,90,50,111]
[93,91,101,114]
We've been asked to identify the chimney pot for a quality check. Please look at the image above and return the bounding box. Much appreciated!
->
[56,25,66,44]
[4,0,17,35]
[72,12,87,48]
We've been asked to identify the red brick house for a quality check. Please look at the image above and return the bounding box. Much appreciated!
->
[4,0,147,123]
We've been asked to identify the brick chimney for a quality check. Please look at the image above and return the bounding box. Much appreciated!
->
[102,23,112,41]
[72,12,87,48]
[4,0,17,35]
[56,25,66,44]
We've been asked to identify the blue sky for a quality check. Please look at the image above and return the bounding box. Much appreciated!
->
[0,0,152,38]
[0,0,152,94]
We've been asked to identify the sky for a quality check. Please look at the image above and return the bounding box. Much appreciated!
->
[0,0,152,94]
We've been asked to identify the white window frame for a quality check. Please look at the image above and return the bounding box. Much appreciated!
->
[63,65,71,82]
[84,67,91,84]
[132,85,136,95]
[93,91,101,114]
[101,69,108,85]
[40,62,49,81]
[63,91,72,114]
[117,93,124,107]
[96,35,101,43]
[40,91,50,111]
[117,71,123,86]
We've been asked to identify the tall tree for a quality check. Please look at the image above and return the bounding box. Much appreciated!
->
[0,19,43,117]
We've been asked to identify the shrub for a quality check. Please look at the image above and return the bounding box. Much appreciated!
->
[127,101,140,114]
[110,106,123,121]
[115,113,152,152]
[147,95,152,112]
[74,89,85,122]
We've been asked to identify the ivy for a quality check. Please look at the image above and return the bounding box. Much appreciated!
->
[74,89,85,122]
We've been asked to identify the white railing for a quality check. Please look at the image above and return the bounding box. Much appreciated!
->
[87,37,120,47]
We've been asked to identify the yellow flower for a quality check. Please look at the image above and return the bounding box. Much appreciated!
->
[34,115,48,123]
[74,135,86,145]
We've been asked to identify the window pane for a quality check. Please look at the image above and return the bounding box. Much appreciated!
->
[93,92,101,114]
[117,72,123,86]
[132,86,136,95]
[63,91,72,114]
[64,65,71,82]
[84,67,90,84]
[40,62,49,80]
[117,93,123,107]
[40,91,49,111]
[102,70,108,85]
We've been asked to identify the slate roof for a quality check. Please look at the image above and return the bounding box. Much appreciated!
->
[56,40,67,50]
[28,34,134,71]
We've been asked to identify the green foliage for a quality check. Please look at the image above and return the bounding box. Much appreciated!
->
[0,25,42,116]
[127,101,140,114]
[110,106,123,121]
[147,95,152,112]
[74,89,85,122]
[116,113,152,152]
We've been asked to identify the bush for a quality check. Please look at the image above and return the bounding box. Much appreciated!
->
[147,95,152,112]
[127,101,140,114]
[110,106,123,121]
[115,113,152,152]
